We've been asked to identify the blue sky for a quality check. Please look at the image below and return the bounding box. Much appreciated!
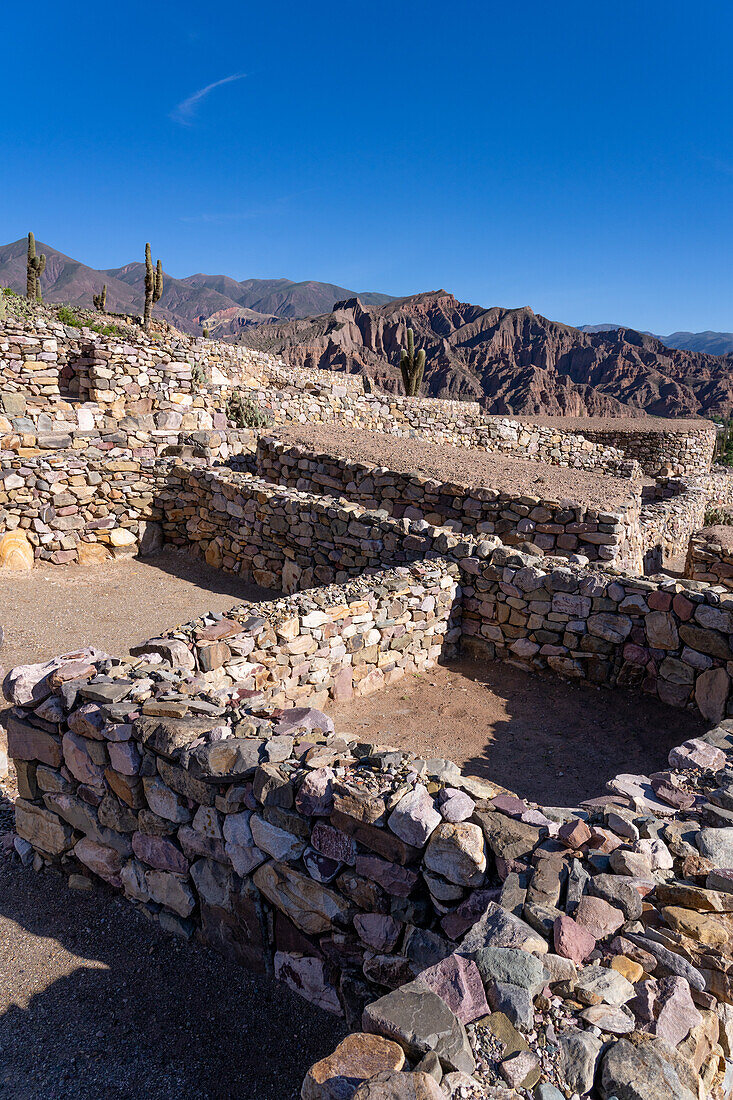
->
[2,0,731,332]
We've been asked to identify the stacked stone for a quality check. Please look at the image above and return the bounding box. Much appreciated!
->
[569,423,717,477]
[139,563,460,708]
[257,436,641,568]
[0,328,60,398]
[6,647,733,1100]
[0,452,176,564]
[638,478,710,573]
[687,534,733,591]
[168,466,462,587]
[461,542,733,724]
[0,414,256,460]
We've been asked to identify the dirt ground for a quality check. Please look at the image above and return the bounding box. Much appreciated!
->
[277,424,636,510]
[0,859,346,1100]
[0,550,279,671]
[327,657,706,807]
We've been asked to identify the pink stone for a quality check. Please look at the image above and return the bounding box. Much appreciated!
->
[437,789,476,823]
[669,738,726,773]
[554,914,596,964]
[647,591,672,611]
[491,794,530,818]
[311,821,356,865]
[354,913,403,952]
[108,739,141,776]
[132,831,189,874]
[414,953,490,1024]
[500,1050,540,1089]
[575,895,625,940]
[74,837,123,887]
[62,730,105,787]
[67,702,106,740]
[387,784,441,848]
[295,767,335,816]
[635,976,703,1046]
[354,854,419,897]
[332,666,354,702]
[3,650,105,706]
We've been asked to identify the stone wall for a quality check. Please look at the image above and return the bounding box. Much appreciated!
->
[545,421,717,477]
[638,478,710,574]
[461,542,733,723]
[256,436,642,569]
[6,645,733,1099]
[686,532,733,591]
[135,561,460,710]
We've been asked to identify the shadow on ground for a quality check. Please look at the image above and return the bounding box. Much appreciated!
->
[0,856,346,1100]
[329,657,706,806]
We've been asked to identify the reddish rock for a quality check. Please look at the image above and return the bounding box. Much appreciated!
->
[355,855,419,897]
[557,819,592,849]
[132,831,189,874]
[354,913,403,952]
[62,731,105,786]
[413,953,490,1024]
[554,914,596,964]
[575,895,625,940]
[311,821,357,865]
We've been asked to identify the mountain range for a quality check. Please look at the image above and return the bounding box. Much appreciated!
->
[578,323,733,356]
[1,238,732,417]
[236,291,733,418]
[0,238,393,334]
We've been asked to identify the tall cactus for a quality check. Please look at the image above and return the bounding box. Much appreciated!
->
[399,327,425,396]
[26,232,46,302]
[93,284,107,312]
[143,243,163,330]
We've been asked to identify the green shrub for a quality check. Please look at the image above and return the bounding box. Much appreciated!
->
[704,505,733,527]
[90,322,124,337]
[225,390,269,429]
[56,305,83,327]
[1,286,17,297]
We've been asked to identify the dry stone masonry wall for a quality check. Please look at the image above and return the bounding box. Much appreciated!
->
[6,303,733,1098]
[7,642,733,1100]
[256,436,643,570]
[687,534,733,592]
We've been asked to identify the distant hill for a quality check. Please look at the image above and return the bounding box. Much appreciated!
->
[579,323,733,356]
[0,238,393,334]
[237,291,733,418]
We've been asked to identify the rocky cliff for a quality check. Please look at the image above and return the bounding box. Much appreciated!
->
[237,291,733,417]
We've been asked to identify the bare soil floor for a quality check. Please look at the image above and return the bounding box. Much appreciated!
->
[0,859,347,1100]
[327,658,706,807]
[0,549,279,671]
[277,424,636,510]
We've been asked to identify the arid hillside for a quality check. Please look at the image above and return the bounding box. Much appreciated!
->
[238,290,733,417]
[0,238,393,334]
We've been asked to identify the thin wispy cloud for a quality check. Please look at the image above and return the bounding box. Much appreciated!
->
[180,189,320,225]
[171,72,246,125]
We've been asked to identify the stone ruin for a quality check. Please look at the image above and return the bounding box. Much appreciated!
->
[4,302,733,1098]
